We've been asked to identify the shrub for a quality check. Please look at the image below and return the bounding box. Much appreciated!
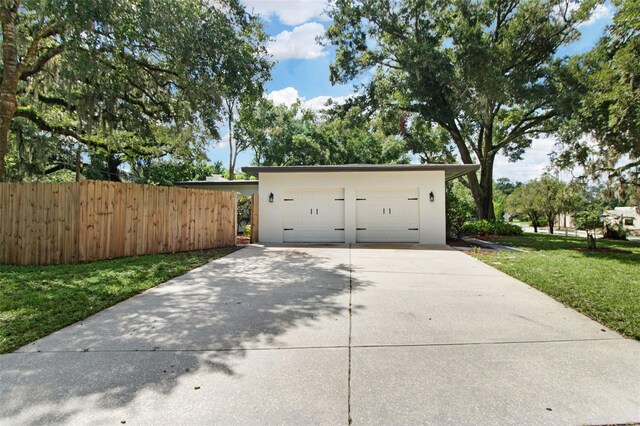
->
[462,220,523,236]
[243,224,251,237]
[603,222,627,240]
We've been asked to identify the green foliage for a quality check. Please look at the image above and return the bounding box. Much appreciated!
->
[1,0,271,182]
[325,0,597,218]
[554,0,640,200]
[245,101,410,166]
[238,196,252,231]
[603,222,628,240]
[507,182,543,231]
[243,224,252,237]
[446,182,476,240]
[507,175,579,233]
[0,247,237,353]
[462,220,523,236]
[129,159,225,186]
[574,206,604,249]
[495,178,522,196]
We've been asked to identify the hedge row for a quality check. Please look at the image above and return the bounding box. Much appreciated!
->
[462,220,524,236]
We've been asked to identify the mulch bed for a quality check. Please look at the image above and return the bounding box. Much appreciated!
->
[236,236,250,245]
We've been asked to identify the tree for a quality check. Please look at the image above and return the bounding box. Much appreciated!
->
[554,0,640,199]
[325,0,596,219]
[243,100,409,166]
[574,206,603,249]
[495,178,522,196]
[212,15,271,180]
[507,182,543,232]
[507,176,568,233]
[129,159,224,186]
[535,176,567,234]
[0,0,269,182]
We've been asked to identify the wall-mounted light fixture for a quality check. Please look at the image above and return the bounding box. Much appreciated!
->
[269,192,274,203]
[429,191,435,202]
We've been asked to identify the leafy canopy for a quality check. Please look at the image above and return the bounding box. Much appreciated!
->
[325,0,596,218]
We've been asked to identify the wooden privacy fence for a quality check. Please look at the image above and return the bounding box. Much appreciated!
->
[0,181,236,265]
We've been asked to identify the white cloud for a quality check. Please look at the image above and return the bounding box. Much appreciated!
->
[242,0,328,26]
[493,136,557,182]
[304,95,351,111]
[268,22,327,61]
[266,87,351,111]
[266,87,301,107]
[554,2,613,28]
[580,3,613,27]
[216,131,230,149]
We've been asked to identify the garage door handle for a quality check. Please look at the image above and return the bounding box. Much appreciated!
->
[389,208,392,214]
[356,228,366,230]
[316,208,318,214]
[383,208,385,214]
[408,228,419,231]
[310,208,312,215]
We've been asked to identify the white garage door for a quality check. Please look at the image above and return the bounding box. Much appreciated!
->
[283,188,345,242]
[356,188,420,242]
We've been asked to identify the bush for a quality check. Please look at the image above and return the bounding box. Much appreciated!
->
[462,220,523,236]
[243,224,251,237]
[603,223,627,240]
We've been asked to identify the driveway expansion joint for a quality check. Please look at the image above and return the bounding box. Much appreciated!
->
[13,337,623,355]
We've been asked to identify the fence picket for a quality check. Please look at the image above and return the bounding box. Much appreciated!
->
[0,181,236,265]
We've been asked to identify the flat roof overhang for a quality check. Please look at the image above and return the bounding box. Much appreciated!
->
[242,164,480,181]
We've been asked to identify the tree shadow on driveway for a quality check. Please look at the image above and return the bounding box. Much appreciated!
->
[0,245,364,424]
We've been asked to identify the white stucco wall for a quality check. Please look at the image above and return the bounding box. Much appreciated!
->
[258,171,446,244]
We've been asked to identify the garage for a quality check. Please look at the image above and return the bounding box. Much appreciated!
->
[283,188,345,242]
[355,188,420,242]
[242,164,480,245]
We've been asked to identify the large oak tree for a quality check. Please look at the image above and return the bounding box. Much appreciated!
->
[325,0,596,218]
[0,0,268,182]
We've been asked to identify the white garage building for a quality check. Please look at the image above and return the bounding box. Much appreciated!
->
[242,164,479,244]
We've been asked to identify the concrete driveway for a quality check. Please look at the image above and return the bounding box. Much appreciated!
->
[1,244,639,425]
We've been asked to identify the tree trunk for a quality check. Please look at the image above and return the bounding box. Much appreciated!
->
[529,213,538,233]
[75,146,82,182]
[226,102,235,181]
[548,218,554,234]
[0,5,20,182]
[106,154,121,182]
[477,156,496,220]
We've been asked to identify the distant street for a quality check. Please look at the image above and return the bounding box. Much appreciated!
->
[516,224,640,243]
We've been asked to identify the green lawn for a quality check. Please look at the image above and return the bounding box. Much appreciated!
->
[472,233,640,340]
[0,247,238,354]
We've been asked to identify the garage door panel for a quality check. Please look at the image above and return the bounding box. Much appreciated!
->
[283,188,345,243]
[356,188,419,243]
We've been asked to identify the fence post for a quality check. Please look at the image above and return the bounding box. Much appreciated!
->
[250,194,259,243]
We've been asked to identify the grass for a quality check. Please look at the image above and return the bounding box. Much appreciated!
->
[0,247,238,354]
[471,233,640,340]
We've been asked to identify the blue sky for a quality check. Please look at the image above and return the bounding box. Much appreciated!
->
[207,1,614,182]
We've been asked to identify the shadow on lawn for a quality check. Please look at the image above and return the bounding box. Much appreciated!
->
[0,245,362,425]
[495,233,640,263]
